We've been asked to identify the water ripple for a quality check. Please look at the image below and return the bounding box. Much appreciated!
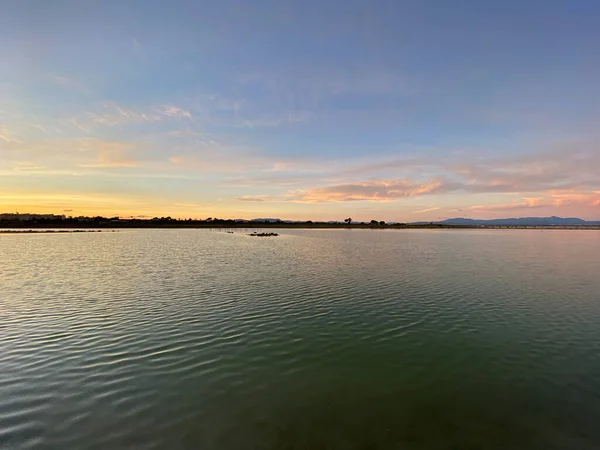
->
[1,229,600,449]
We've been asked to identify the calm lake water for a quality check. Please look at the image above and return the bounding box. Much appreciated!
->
[2,229,600,449]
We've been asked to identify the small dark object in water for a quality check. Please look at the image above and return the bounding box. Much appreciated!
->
[248,232,279,237]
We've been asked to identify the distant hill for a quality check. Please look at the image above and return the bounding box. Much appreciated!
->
[433,216,600,226]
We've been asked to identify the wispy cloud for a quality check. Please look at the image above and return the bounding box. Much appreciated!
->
[0,125,21,143]
[185,94,311,129]
[238,68,413,100]
[132,38,141,53]
[466,191,600,213]
[238,112,311,129]
[289,179,447,203]
[31,124,47,133]
[235,196,267,202]
[75,138,150,168]
[233,179,446,203]
[229,141,600,209]
[158,105,192,119]
[467,198,546,212]
[44,74,90,95]
[60,118,90,133]
[2,136,150,172]
[82,102,161,128]
[173,202,205,208]
[414,206,441,214]
[0,192,134,205]
[59,101,194,133]
[168,144,279,173]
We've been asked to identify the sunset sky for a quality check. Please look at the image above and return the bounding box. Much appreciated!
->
[1,0,600,221]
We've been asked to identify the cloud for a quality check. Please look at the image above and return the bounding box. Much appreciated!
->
[132,38,141,53]
[167,144,279,173]
[230,141,600,207]
[546,190,600,207]
[451,144,600,194]
[238,113,311,129]
[31,124,47,133]
[231,69,414,124]
[158,105,192,119]
[173,203,204,208]
[0,192,133,205]
[222,174,316,188]
[61,118,90,133]
[233,179,448,204]
[0,125,21,143]
[54,93,308,137]
[2,135,150,172]
[414,206,441,214]
[77,139,145,168]
[467,192,600,213]
[184,93,311,129]
[238,68,413,100]
[44,74,90,95]
[61,101,194,133]
[467,199,546,212]
[81,102,162,128]
[4,99,600,221]
[9,162,47,173]
[235,196,267,202]
[291,179,447,203]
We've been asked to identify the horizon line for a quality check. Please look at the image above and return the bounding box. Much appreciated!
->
[1,212,599,223]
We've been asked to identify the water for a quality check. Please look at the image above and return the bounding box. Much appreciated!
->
[1,229,600,450]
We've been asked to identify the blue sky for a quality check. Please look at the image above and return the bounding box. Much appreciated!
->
[2,0,600,220]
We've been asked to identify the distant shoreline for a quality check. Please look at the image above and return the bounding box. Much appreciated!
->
[1,224,599,231]
[0,229,109,234]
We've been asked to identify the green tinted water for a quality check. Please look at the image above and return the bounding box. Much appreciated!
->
[2,229,600,449]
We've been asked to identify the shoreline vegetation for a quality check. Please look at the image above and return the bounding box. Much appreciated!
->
[0,216,599,231]
[0,230,111,234]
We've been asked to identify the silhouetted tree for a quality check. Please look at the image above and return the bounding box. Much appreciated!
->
[379,221,386,226]
[344,217,352,224]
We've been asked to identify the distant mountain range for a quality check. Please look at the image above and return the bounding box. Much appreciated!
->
[425,216,600,226]
[241,216,600,226]
[238,216,600,226]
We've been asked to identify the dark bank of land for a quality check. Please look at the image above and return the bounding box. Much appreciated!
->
[1,216,599,230]
[0,230,110,234]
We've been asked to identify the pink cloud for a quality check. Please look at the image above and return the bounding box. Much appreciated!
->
[289,179,447,203]
[235,196,267,202]
[76,140,143,168]
[414,206,442,214]
[467,192,600,213]
[547,190,600,207]
[234,179,447,203]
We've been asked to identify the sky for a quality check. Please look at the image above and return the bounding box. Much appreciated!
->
[1,0,600,221]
